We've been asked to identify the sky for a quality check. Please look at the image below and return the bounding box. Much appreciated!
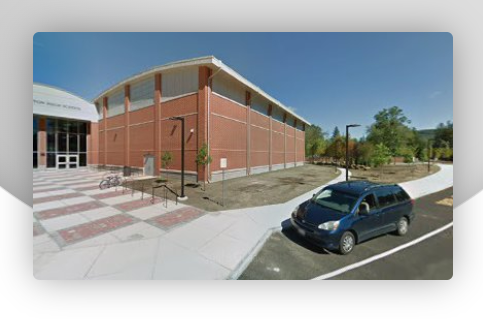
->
[33,32,453,139]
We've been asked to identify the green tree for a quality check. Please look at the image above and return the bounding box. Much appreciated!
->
[398,146,414,163]
[161,151,173,181]
[195,143,212,191]
[419,148,429,162]
[371,143,392,179]
[353,141,374,166]
[433,121,453,148]
[331,126,341,140]
[407,128,426,161]
[325,135,345,165]
[367,106,413,156]
[305,125,326,162]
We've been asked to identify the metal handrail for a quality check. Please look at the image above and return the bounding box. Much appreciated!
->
[152,182,179,206]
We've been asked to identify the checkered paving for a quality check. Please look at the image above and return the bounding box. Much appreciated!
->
[147,207,205,230]
[33,168,205,252]
[56,215,138,245]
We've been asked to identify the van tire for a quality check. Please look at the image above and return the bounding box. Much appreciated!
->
[339,232,355,255]
[396,217,409,236]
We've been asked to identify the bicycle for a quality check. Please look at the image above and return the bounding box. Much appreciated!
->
[99,173,123,190]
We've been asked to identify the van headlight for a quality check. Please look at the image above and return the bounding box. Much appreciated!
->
[318,220,340,231]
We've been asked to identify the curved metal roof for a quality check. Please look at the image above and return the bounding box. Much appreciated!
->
[33,83,98,123]
[93,56,310,125]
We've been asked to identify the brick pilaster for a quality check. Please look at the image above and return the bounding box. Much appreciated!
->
[155,73,162,176]
[283,112,287,169]
[268,104,273,171]
[124,85,130,169]
[197,66,211,182]
[103,97,108,166]
[246,91,252,176]
[38,117,46,168]
[294,119,297,166]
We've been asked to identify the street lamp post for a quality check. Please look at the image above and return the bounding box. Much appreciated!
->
[169,116,187,200]
[346,124,361,182]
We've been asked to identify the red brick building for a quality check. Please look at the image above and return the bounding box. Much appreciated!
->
[36,56,310,182]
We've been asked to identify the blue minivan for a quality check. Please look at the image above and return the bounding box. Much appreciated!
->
[291,181,415,255]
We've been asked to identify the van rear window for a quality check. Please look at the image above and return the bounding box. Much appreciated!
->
[395,187,410,202]
[376,189,397,208]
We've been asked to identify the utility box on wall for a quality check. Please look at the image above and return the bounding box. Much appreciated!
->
[144,154,155,176]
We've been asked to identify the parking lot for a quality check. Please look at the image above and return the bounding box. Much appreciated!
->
[240,187,453,280]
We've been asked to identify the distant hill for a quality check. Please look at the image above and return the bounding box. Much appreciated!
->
[418,129,436,140]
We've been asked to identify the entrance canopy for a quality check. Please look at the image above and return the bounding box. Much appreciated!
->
[33,83,98,123]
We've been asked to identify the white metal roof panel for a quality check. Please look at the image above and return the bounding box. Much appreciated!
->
[93,56,310,125]
[33,83,98,123]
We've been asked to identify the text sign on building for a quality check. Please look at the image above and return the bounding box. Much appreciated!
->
[220,158,228,169]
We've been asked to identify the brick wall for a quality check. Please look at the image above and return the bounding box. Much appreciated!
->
[94,67,306,181]
[160,94,198,174]
[88,123,99,165]
[250,110,270,168]
[210,94,247,172]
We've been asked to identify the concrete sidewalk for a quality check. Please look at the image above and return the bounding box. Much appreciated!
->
[400,163,453,199]
[33,164,453,280]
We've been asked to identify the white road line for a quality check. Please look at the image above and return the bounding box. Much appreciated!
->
[311,222,454,280]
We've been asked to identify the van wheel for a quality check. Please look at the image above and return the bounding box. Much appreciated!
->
[396,217,409,236]
[339,232,355,255]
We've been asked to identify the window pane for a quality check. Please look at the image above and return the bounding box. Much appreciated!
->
[58,120,69,133]
[58,133,67,152]
[47,153,56,168]
[79,135,87,152]
[47,119,56,132]
[79,153,87,167]
[376,190,397,208]
[359,194,377,212]
[69,121,78,134]
[33,131,38,152]
[68,134,78,153]
[47,133,56,152]
[78,122,87,134]
[395,188,410,202]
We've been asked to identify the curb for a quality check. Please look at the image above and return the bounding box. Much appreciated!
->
[228,226,281,280]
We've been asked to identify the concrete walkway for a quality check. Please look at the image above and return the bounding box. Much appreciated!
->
[33,164,453,280]
[400,163,453,199]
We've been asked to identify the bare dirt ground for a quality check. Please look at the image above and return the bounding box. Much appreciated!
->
[126,164,340,212]
[349,163,440,184]
[123,163,440,212]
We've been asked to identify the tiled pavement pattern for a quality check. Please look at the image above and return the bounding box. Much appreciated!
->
[33,169,201,237]
[33,168,263,279]
[33,166,382,280]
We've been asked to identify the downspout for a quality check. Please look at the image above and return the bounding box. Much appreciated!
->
[207,67,222,182]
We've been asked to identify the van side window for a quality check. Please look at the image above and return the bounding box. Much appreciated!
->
[376,189,397,208]
[358,194,377,213]
[395,187,410,202]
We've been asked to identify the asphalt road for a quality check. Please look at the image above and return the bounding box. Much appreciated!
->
[239,187,453,280]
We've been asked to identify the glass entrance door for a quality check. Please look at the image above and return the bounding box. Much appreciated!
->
[56,155,78,169]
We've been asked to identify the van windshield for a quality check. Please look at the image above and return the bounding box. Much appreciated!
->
[313,189,358,214]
